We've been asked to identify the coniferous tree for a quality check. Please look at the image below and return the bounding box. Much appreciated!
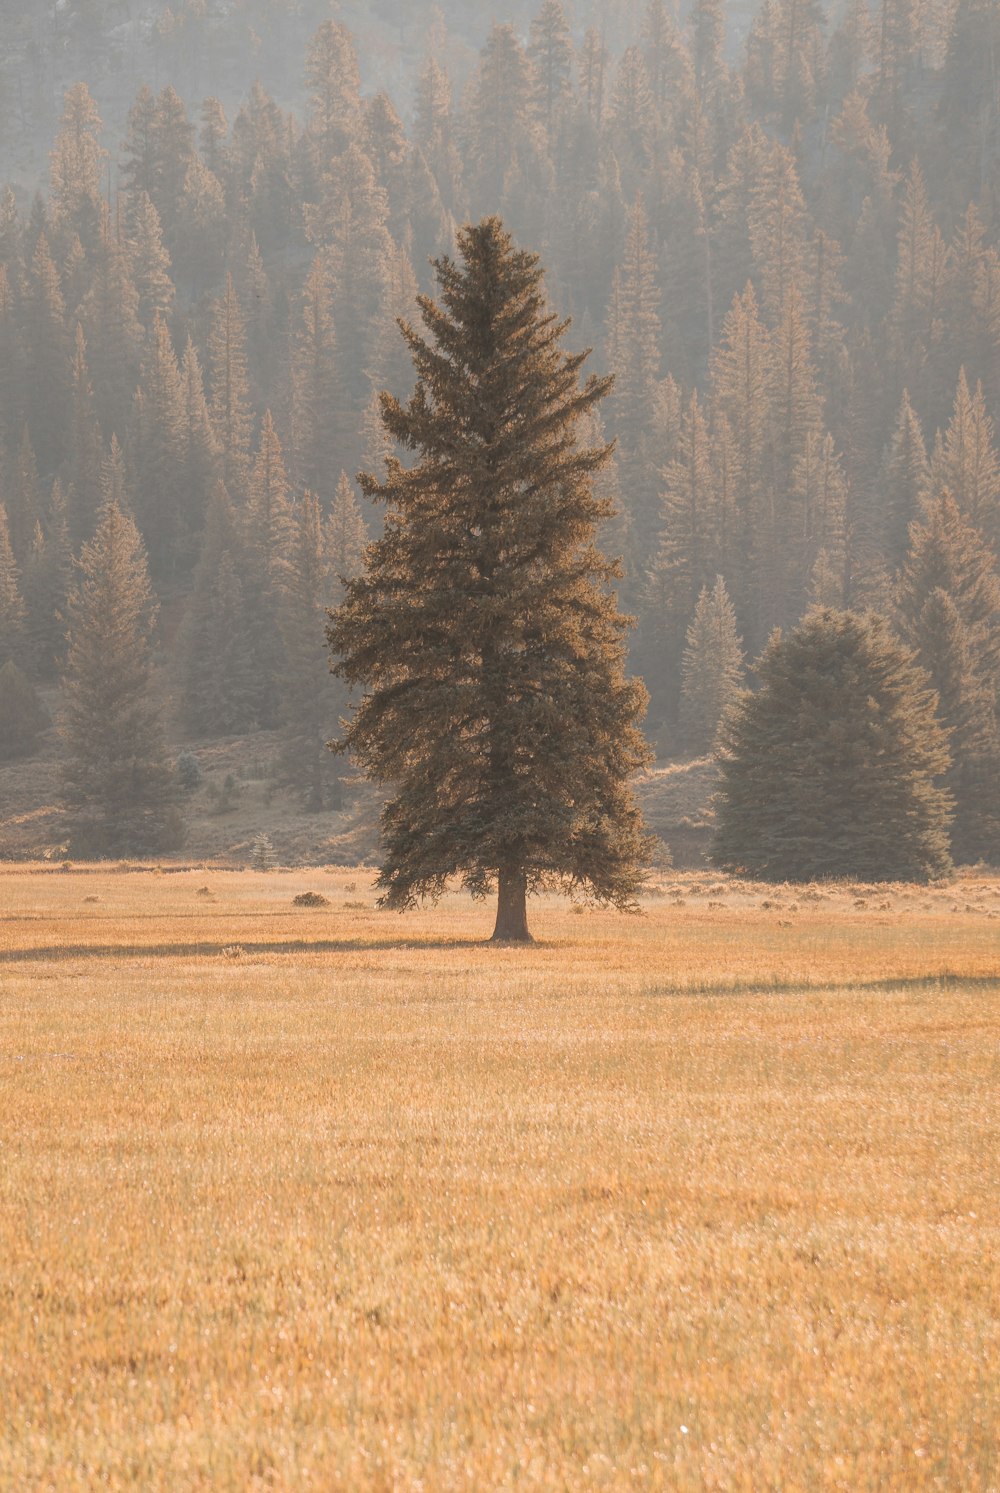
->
[528,0,575,140]
[0,658,49,759]
[644,388,719,718]
[926,370,1000,550]
[7,425,42,563]
[49,83,105,251]
[881,389,929,566]
[0,501,26,666]
[713,609,953,881]
[305,144,394,417]
[20,234,70,471]
[710,284,773,634]
[129,192,175,331]
[178,337,219,543]
[305,19,362,161]
[328,219,652,942]
[679,575,745,755]
[606,194,663,563]
[67,324,104,548]
[60,501,183,856]
[290,250,343,505]
[243,412,292,728]
[22,480,72,680]
[466,25,534,215]
[208,273,253,499]
[896,492,1000,861]
[176,482,256,737]
[78,205,143,444]
[131,312,186,573]
[279,486,364,809]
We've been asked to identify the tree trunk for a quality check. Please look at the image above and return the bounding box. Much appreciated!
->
[491,865,532,943]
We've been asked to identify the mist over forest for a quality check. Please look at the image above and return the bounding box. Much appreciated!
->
[1,0,999,867]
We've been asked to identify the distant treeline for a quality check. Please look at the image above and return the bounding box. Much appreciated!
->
[0,0,998,856]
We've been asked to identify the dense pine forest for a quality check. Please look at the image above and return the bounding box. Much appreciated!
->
[1,0,999,864]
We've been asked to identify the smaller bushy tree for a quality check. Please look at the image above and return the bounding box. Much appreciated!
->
[712,609,953,881]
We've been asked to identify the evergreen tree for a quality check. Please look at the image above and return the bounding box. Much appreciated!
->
[20,234,70,471]
[208,273,253,499]
[131,312,186,573]
[881,389,929,567]
[896,492,1000,861]
[243,412,292,728]
[644,388,719,719]
[0,658,49,759]
[279,487,364,809]
[528,0,574,140]
[290,250,343,505]
[466,25,534,214]
[60,501,183,856]
[713,609,953,881]
[793,431,849,610]
[176,482,256,737]
[690,0,728,105]
[22,480,72,680]
[304,144,395,416]
[7,424,43,563]
[199,97,229,182]
[709,284,774,635]
[305,19,362,161]
[605,194,663,562]
[129,192,175,331]
[67,324,104,548]
[0,263,21,450]
[328,219,652,942]
[0,502,26,666]
[49,83,105,250]
[926,370,1000,550]
[178,336,219,543]
[78,204,143,444]
[889,163,946,416]
[679,575,745,755]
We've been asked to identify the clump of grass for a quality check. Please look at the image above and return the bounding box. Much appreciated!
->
[293,892,330,908]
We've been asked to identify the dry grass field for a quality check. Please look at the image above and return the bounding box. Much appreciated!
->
[1,864,998,1491]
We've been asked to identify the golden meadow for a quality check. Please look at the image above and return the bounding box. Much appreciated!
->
[1,864,998,1491]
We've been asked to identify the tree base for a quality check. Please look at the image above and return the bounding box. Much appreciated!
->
[491,866,532,943]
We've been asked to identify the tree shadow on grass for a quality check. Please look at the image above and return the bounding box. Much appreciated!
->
[0,937,492,963]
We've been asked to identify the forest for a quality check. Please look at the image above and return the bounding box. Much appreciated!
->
[0,0,999,865]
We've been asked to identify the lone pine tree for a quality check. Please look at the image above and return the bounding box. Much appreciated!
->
[327,217,652,942]
[61,501,183,856]
[712,609,953,882]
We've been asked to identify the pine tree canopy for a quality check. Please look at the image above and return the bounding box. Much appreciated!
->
[327,217,652,941]
[712,608,953,882]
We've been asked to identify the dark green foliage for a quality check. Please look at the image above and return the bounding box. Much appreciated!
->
[60,501,184,857]
[328,218,653,940]
[0,658,49,759]
[712,609,953,882]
